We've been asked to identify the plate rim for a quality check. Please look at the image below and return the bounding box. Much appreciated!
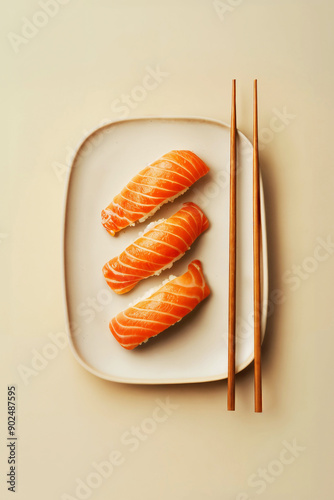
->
[61,115,268,385]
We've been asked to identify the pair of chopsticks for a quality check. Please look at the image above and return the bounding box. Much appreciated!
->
[227,80,262,412]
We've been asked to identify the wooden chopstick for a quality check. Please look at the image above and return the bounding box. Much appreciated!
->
[227,79,237,411]
[253,79,262,412]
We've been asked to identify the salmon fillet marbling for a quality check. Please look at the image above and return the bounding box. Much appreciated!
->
[103,202,209,294]
[109,260,210,350]
[101,150,209,235]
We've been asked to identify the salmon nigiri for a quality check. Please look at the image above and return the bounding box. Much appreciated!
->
[102,202,209,294]
[109,260,210,350]
[101,150,209,236]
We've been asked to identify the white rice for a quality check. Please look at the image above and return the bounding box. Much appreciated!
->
[128,274,177,308]
[138,218,166,237]
[138,215,190,277]
[129,273,179,344]
[138,187,189,223]
[152,251,186,276]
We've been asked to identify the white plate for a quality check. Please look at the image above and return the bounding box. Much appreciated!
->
[62,117,268,384]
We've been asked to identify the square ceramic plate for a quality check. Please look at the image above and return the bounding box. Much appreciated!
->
[62,117,268,384]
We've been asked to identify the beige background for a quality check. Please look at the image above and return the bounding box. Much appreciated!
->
[1,1,333,499]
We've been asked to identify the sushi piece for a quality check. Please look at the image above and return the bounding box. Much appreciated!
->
[103,202,209,294]
[101,150,209,235]
[109,260,210,350]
